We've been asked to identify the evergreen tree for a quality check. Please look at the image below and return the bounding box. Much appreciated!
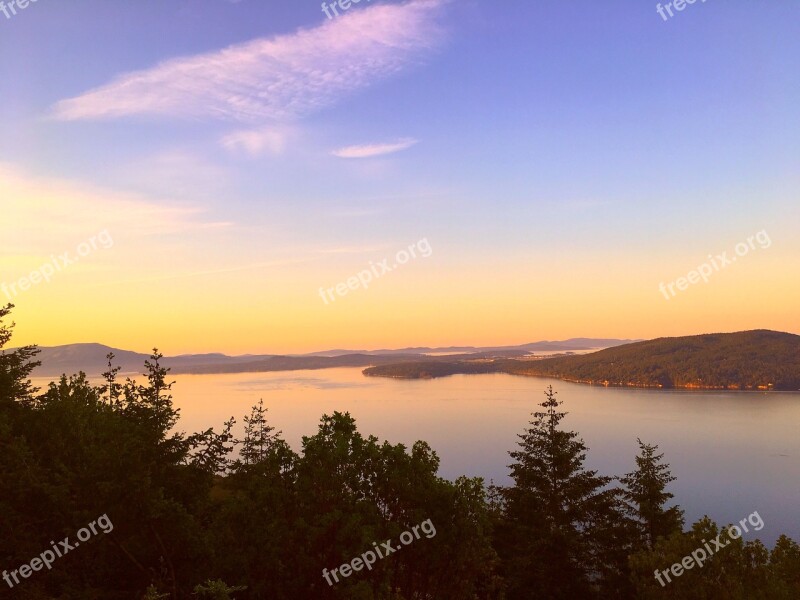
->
[621,438,684,549]
[240,399,278,466]
[136,350,180,438]
[499,385,630,599]
[0,303,40,407]
[121,349,188,467]
[100,351,124,407]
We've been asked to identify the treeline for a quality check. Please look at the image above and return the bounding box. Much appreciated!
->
[506,330,800,390]
[1,306,799,599]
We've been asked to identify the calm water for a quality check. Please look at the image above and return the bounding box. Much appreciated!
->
[37,368,800,544]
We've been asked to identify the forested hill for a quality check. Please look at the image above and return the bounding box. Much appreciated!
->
[506,330,800,390]
[365,330,800,391]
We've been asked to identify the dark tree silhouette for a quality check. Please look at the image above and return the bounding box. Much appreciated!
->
[621,438,684,549]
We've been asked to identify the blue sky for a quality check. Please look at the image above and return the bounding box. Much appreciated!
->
[1,0,799,352]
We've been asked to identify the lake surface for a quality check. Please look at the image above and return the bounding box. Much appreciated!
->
[38,368,800,544]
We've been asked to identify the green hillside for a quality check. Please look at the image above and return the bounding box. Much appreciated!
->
[512,330,800,390]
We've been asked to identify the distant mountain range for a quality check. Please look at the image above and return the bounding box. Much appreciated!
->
[302,338,636,357]
[364,330,800,391]
[16,338,637,378]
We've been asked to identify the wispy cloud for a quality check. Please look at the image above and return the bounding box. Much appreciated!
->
[0,163,229,253]
[52,0,448,123]
[332,138,419,158]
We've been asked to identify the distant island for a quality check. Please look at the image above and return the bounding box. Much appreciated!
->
[363,330,800,391]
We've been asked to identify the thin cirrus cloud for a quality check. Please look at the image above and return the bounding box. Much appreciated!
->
[331,138,419,158]
[51,0,448,123]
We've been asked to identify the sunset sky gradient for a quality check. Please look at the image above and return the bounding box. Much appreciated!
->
[1,0,798,354]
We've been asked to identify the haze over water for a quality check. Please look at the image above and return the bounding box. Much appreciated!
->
[61,367,799,545]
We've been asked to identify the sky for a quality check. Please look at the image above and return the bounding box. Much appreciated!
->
[1,0,798,355]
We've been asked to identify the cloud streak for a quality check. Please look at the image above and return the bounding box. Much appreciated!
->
[0,163,228,252]
[332,137,419,158]
[52,0,447,123]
